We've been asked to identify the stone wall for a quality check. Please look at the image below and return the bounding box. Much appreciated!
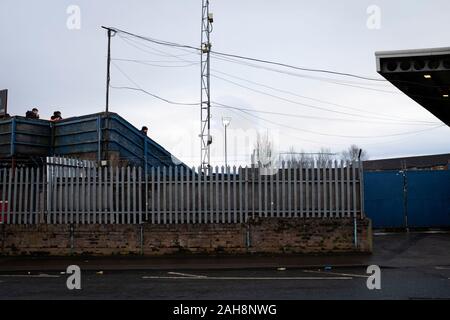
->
[0,218,372,256]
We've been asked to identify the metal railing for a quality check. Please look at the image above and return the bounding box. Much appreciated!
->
[0,160,364,225]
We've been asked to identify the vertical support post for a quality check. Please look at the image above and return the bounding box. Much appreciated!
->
[179,166,184,224]
[215,166,220,223]
[168,167,173,224]
[104,27,113,113]
[138,167,142,225]
[18,168,23,224]
[162,167,167,224]
[190,167,196,224]
[358,159,365,219]
[287,162,291,218]
[127,167,131,224]
[311,162,315,218]
[150,167,155,224]
[108,166,117,224]
[221,166,225,223]
[232,166,237,223]
[299,163,304,218]
[144,137,149,222]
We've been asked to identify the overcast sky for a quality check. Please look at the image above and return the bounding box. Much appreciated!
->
[1,0,449,167]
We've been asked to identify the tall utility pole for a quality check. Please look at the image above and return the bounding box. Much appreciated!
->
[102,26,115,113]
[200,0,213,173]
[101,26,116,163]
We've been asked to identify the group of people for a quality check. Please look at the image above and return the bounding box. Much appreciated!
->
[24,108,149,134]
[25,108,63,122]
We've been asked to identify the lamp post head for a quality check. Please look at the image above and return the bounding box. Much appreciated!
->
[222,117,231,127]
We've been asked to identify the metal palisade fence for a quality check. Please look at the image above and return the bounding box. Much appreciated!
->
[0,158,364,225]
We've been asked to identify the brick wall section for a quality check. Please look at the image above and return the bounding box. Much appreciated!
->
[249,218,372,254]
[0,218,372,256]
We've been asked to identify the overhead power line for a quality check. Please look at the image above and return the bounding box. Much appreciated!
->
[231,105,446,139]
[113,58,198,68]
[111,55,437,125]
[211,54,398,94]
[111,85,200,106]
[106,27,447,140]
[105,26,387,83]
[209,51,386,82]
[112,27,446,94]
[109,79,445,139]
[210,102,438,126]
[210,69,439,124]
[211,74,431,125]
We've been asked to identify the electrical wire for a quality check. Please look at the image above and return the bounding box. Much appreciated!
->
[110,55,439,125]
[211,55,399,94]
[109,77,446,139]
[111,61,199,106]
[214,102,446,139]
[112,58,199,68]
[210,69,440,124]
[118,34,199,60]
[211,75,438,125]
[111,85,200,106]
[111,27,448,94]
[213,102,438,126]
[106,29,448,140]
[210,51,386,82]
[106,27,389,83]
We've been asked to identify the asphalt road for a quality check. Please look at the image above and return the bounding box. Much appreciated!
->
[0,232,449,300]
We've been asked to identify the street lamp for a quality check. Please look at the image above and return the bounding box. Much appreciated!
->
[222,117,231,168]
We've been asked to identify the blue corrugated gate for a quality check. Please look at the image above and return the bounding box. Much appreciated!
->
[364,170,450,229]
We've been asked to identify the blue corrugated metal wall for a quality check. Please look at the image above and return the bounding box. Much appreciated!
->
[364,170,450,229]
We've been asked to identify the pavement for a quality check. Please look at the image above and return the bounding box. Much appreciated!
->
[0,231,449,299]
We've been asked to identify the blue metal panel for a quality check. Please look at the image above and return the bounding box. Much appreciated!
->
[364,170,450,229]
[364,171,405,228]
[1,112,189,170]
[407,170,450,227]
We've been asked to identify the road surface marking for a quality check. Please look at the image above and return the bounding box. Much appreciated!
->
[0,274,60,278]
[303,269,369,278]
[167,272,207,278]
[435,266,450,270]
[143,276,352,280]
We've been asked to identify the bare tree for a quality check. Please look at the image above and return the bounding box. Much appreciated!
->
[252,131,276,168]
[285,146,298,163]
[279,146,303,165]
[280,147,337,167]
[315,147,335,167]
[341,145,369,162]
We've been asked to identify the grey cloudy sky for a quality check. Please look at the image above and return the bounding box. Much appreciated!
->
[1,0,449,167]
